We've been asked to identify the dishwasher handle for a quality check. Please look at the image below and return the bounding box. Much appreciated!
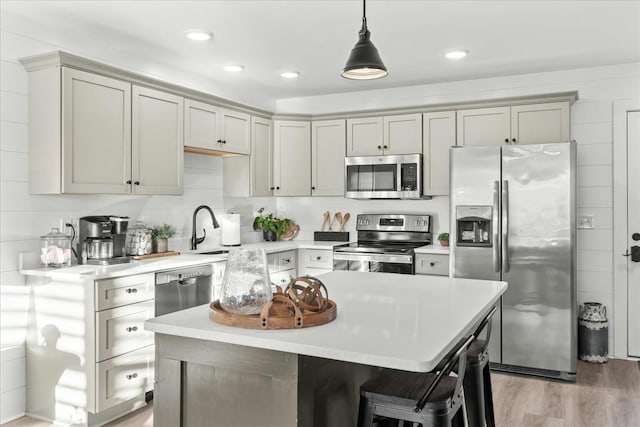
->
[155,264,213,285]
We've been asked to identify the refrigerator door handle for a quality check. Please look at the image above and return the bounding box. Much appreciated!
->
[493,180,501,272]
[502,180,510,272]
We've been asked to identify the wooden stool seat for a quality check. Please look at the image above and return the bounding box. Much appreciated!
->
[360,370,459,413]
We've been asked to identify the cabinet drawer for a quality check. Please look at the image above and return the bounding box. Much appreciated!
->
[96,344,154,412]
[415,254,449,276]
[302,249,333,269]
[96,299,154,362]
[278,250,296,270]
[271,269,295,288]
[96,273,154,311]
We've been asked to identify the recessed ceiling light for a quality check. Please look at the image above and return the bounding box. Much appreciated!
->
[224,65,244,72]
[446,50,469,60]
[281,71,300,79]
[185,30,212,41]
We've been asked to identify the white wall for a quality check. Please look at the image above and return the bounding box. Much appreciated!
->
[276,62,640,360]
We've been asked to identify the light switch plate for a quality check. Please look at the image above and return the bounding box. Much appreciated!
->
[578,214,594,229]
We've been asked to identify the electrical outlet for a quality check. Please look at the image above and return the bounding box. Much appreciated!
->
[578,214,594,229]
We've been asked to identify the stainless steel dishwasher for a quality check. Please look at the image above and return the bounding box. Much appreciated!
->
[155,264,213,316]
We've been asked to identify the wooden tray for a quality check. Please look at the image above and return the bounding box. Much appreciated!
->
[130,251,180,260]
[209,298,337,329]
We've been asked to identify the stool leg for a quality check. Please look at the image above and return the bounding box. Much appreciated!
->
[463,363,485,427]
[482,364,496,427]
[357,396,375,427]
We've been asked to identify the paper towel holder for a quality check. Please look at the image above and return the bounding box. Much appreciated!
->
[221,213,242,247]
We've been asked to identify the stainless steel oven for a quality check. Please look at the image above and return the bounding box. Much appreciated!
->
[333,214,431,275]
[155,264,213,316]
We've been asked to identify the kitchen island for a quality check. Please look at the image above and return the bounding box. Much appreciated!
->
[145,271,506,427]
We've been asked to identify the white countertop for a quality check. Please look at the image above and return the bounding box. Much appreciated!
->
[414,244,450,255]
[20,240,350,280]
[145,270,507,372]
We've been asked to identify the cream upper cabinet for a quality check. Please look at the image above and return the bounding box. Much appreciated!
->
[26,66,183,195]
[273,120,311,196]
[383,113,422,155]
[510,102,570,144]
[311,119,346,196]
[222,116,272,197]
[347,114,422,156]
[251,117,274,196]
[184,99,250,155]
[456,106,511,146]
[422,111,456,196]
[457,102,570,146]
[132,86,184,195]
[346,116,383,156]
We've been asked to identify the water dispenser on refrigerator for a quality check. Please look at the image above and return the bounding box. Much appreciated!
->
[455,206,493,247]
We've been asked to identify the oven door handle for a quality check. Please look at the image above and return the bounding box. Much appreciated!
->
[333,252,414,264]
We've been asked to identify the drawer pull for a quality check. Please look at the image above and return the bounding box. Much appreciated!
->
[316,256,322,260]
[126,373,138,380]
[125,288,138,294]
[430,262,435,267]
[126,326,138,332]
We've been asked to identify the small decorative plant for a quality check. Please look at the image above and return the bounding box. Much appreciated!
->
[437,232,450,247]
[151,223,177,240]
[253,208,293,241]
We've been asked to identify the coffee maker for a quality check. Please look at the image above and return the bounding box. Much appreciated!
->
[78,216,131,265]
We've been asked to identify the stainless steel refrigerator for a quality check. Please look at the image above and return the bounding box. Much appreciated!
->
[450,142,576,381]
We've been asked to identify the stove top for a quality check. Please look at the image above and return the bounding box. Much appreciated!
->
[333,241,425,255]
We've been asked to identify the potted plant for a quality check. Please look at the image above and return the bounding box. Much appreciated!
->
[151,223,176,253]
[253,208,293,242]
[437,232,450,247]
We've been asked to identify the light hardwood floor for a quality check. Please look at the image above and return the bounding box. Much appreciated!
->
[3,360,639,427]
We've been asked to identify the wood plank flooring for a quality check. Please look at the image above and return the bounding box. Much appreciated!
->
[3,360,638,426]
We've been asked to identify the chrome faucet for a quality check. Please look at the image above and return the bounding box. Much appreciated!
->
[191,205,220,250]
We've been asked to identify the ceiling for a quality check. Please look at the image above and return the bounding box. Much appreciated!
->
[2,1,639,109]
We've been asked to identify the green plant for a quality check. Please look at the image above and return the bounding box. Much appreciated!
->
[437,232,449,242]
[252,208,292,238]
[151,223,176,240]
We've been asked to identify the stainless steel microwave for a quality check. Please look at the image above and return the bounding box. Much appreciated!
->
[344,154,422,199]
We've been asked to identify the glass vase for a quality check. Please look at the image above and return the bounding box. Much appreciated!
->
[220,248,272,315]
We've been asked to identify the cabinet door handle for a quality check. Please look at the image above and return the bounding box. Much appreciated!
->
[316,256,322,260]
[429,262,435,267]
[126,180,132,185]
[504,138,509,143]
[311,186,316,190]
[126,326,138,332]
[125,288,138,294]
[383,145,388,149]
[217,139,222,143]
[222,140,227,144]
[511,138,517,143]
[126,373,138,380]
[377,145,382,150]
[134,181,140,186]
[270,187,275,190]
[276,186,280,190]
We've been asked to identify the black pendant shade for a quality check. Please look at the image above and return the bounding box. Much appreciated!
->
[342,0,388,80]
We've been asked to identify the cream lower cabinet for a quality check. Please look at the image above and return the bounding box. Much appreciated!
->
[346,113,422,156]
[26,272,155,426]
[273,121,311,196]
[298,249,334,276]
[311,120,346,196]
[415,254,450,276]
[184,99,250,155]
[25,66,183,194]
[422,111,456,196]
[268,250,298,287]
[456,101,570,146]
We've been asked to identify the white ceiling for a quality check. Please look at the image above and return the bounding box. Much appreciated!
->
[2,0,639,109]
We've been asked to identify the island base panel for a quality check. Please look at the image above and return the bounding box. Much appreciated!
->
[154,334,381,427]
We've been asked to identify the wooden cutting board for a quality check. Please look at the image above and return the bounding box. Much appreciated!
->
[130,251,180,260]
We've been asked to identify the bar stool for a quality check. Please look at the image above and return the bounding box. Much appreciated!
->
[356,334,474,427]
[463,306,496,427]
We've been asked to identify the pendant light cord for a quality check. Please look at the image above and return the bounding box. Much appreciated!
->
[361,0,369,35]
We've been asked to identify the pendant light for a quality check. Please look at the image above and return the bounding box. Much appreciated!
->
[342,0,388,80]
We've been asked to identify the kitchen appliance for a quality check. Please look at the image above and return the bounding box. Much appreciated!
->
[78,216,130,265]
[155,264,214,317]
[344,154,423,199]
[333,213,431,274]
[450,141,576,381]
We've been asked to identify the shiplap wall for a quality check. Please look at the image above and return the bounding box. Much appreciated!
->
[1,20,638,424]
